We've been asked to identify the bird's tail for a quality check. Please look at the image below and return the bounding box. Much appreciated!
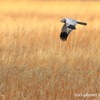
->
[77,21,87,25]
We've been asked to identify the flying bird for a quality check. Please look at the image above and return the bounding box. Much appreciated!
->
[60,18,87,41]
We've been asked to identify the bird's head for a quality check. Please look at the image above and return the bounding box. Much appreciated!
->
[61,18,66,23]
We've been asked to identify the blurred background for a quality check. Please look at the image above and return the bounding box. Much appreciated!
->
[0,1,100,100]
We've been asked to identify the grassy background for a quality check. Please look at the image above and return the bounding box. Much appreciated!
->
[0,1,100,100]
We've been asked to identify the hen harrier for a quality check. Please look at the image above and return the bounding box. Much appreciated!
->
[60,18,87,41]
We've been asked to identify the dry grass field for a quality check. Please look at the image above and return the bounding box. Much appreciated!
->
[0,1,100,100]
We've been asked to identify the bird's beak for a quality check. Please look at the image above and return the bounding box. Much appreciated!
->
[61,19,65,23]
[61,20,63,23]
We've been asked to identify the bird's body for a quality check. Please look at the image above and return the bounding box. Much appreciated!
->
[65,18,77,26]
[60,18,87,41]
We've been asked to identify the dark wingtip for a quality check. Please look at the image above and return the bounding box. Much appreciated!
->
[60,32,68,41]
[77,21,87,25]
[60,37,67,41]
[83,23,87,25]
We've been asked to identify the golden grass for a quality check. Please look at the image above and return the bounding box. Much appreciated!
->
[0,1,100,100]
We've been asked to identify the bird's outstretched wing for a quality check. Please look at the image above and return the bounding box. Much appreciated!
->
[60,24,72,41]
[77,21,87,25]
[60,32,69,41]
